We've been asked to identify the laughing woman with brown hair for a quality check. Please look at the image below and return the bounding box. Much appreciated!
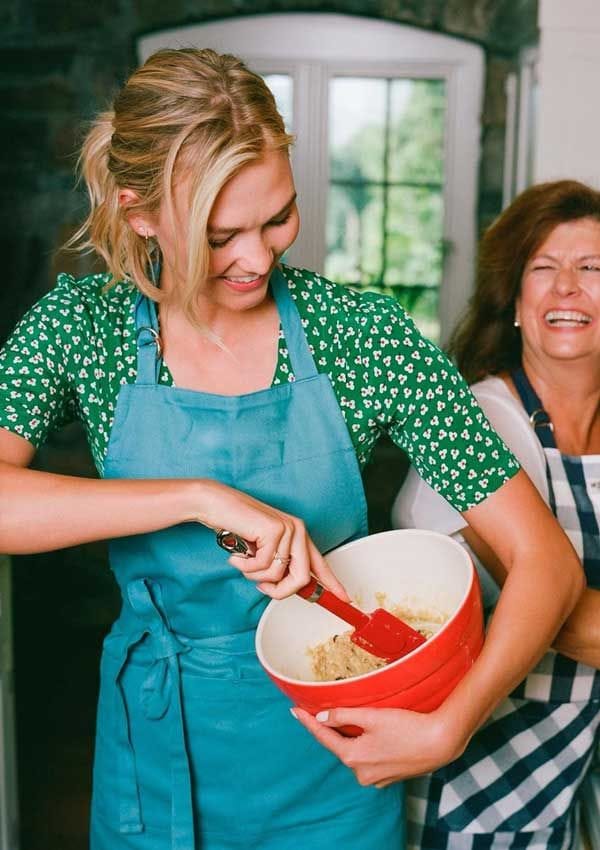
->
[394,179,600,850]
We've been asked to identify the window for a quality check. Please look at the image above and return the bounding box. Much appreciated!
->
[139,14,484,343]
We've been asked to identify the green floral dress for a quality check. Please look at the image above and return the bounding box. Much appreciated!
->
[0,264,518,509]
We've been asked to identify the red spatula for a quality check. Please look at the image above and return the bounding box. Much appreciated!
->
[296,578,425,662]
[215,530,426,662]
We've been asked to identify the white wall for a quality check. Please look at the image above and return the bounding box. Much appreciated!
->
[535,0,600,186]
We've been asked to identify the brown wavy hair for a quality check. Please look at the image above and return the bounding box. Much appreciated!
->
[449,180,600,383]
[68,47,293,325]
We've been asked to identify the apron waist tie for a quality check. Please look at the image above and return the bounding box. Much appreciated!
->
[112,578,194,849]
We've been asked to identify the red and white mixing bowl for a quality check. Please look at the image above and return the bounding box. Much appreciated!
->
[256,529,484,718]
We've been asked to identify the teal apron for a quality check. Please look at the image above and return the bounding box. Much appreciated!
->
[90,268,405,849]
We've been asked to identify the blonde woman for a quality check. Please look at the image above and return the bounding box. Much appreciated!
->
[0,49,583,850]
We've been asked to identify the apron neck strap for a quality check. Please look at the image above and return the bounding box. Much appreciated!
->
[270,266,318,380]
[134,291,163,385]
[510,366,556,449]
[132,266,318,386]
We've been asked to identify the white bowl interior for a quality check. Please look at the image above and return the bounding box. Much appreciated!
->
[256,529,473,682]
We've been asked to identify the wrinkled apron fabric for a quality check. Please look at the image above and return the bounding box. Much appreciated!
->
[407,367,600,850]
[89,268,404,849]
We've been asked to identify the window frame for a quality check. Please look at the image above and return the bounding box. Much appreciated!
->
[139,14,484,343]
[503,47,538,208]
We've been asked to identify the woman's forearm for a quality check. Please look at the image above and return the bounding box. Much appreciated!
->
[439,475,584,758]
[0,461,208,553]
[462,531,600,670]
[438,540,582,758]
[0,459,349,598]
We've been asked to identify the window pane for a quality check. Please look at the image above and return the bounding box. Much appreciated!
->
[263,74,293,131]
[325,184,383,285]
[326,75,445,340]
[329,78,386,181]
[385,186,443,286]
[388,79,445,183]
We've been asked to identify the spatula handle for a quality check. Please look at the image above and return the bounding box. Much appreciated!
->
[297,579,368,629]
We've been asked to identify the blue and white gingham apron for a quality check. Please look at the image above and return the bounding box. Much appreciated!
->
[407,367,600,850]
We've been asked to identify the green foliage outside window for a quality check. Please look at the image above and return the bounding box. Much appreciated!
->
[326,78,446,340]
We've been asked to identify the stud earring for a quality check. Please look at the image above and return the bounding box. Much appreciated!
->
[513,318,520,328]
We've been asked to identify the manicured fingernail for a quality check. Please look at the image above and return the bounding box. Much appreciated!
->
[289,708,298,719]
[316,710,329,722]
